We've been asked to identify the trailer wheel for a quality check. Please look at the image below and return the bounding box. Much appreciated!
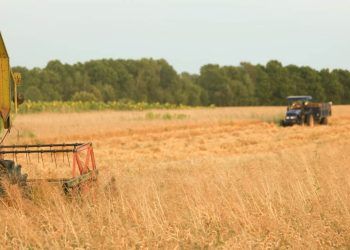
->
[307,115,314,127]
[320,117,328,125]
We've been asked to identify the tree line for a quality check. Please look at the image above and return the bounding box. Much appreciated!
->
[13,59,350,106]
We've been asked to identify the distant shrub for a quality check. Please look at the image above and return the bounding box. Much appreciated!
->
[145,112,188,120]
[162,113,173,120]
[145,112,161,120]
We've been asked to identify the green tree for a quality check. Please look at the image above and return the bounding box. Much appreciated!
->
[72,91,98,102]
[25,86,43,101]
[13,58,350,106]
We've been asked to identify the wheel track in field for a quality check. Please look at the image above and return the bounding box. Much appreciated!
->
[93,117,350,164]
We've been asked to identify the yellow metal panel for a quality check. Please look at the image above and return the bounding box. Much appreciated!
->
[0,33,9,58]
[0,33,11,123]
[0,58,11,121]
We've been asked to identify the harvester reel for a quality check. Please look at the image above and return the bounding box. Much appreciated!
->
[0,143,98,197]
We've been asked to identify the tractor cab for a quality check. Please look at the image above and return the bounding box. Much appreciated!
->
[286,96,312,111]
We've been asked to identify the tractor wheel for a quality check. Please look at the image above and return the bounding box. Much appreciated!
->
[0,160,28,195]
[320,117,328,125]
[280,120,285,127]
[300,115,305,126]
[307,115,314,127]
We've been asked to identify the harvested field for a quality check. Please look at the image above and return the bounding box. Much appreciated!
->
[1,105,350,248]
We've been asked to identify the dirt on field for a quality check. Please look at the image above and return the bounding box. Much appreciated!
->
[1,106,350,248]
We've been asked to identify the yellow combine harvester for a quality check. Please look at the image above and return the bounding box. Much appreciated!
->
[0,33,98,195]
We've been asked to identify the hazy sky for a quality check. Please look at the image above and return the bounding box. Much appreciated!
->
[1,0,349,73]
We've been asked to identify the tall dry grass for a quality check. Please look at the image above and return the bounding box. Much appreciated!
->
[1,106,350,248]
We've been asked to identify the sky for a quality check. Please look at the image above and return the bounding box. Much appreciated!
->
[1,0,349,73]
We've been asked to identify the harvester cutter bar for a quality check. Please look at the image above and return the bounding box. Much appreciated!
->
[26,169,98,190]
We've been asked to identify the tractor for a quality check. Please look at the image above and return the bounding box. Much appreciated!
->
[281,96,332,127]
